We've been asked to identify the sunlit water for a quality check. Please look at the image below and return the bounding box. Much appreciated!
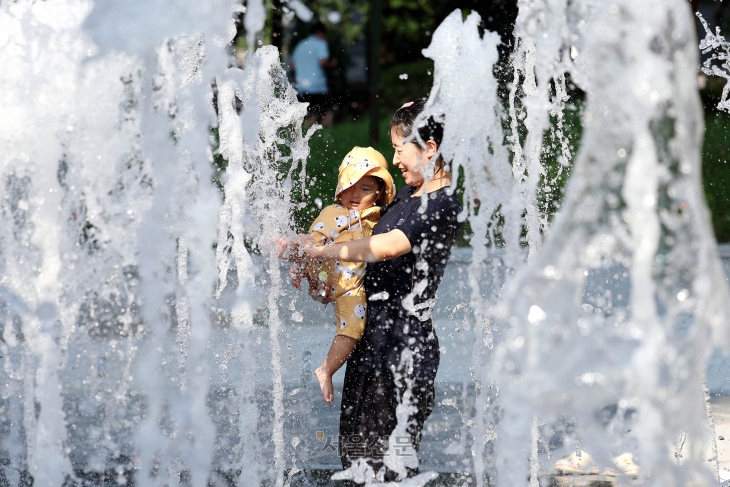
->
[1,0,729,486]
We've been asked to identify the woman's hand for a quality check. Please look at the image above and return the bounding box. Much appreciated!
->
[277,234,328,262]
[277,237,292,260]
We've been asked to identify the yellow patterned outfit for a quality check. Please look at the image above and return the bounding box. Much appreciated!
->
[304,146,395,340]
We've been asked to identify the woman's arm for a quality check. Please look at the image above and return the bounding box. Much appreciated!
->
[300,229,411,262]
[277,229,326,263]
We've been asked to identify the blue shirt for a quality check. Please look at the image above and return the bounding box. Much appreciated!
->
[290,35,330,94]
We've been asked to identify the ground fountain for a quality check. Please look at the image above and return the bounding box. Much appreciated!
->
[490,2,730,486]
[0,0,729,486]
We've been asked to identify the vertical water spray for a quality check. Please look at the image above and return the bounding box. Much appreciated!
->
[2,0,315,482]
[493,1,730,485]
[508,0,574,258]
[129,28,228,486]
[500,3,577,481]
[0,2,145,483]
[214,70,264,486]
[418,10,533,486]
[1,0,238,484]
[213,3,314,480]
[176,235,190,391]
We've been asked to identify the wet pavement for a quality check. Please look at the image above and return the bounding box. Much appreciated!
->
[711,395,730,483]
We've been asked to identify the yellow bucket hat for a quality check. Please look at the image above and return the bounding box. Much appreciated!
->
[334,146,396,205]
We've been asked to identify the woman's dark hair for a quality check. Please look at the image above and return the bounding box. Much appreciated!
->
[389,97,443,148]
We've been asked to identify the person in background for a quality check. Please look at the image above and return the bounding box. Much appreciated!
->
[289,21,338,128]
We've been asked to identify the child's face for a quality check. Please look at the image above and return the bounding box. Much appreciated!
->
[339,175,381,211]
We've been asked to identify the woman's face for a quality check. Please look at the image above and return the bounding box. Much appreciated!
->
[390,129,437,187]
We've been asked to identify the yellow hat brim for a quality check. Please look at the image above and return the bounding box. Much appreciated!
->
[335,147,396,205]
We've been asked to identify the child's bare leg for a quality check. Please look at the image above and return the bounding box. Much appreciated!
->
[315,335,357,403]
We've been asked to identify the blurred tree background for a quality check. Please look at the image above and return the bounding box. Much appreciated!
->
[227,0,730,243]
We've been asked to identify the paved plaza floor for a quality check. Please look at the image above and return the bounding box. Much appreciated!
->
[712,395,730,483]
[241,247,730,483]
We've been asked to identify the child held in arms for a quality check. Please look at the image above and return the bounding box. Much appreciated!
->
[290,147,395,403]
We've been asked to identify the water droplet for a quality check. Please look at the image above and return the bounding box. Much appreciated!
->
[527,305,546,324]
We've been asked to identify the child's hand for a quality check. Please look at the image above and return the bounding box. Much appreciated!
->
[307,277,332,304]
[277,236,307,262]
[289,263,304,290]
[277,237,293,260]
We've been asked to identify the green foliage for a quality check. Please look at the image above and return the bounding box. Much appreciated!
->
[306,0,368,45]
[535,104,583,226]
[378,60,434,116]
[702,111,730,242]
[380,0,440,64]
[379,0,517,66]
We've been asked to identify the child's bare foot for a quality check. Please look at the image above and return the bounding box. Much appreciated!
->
[314,365,334,403]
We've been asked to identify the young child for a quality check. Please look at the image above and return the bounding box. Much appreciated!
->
[291,146,395,403]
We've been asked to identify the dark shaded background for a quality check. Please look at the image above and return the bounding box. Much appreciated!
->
[227,0,730,242]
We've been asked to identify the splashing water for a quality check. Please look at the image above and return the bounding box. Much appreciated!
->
[697,11,730,114]
[507,0,574,258]
[419,0,730,486]
[382,351,421,478]
[214,42,314,487]
[0,0,306,484]
[331,459,438,487]
[417,10,522,484]
[491,1,730,486]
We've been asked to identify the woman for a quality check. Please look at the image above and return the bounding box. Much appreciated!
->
[289,98,463,481]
